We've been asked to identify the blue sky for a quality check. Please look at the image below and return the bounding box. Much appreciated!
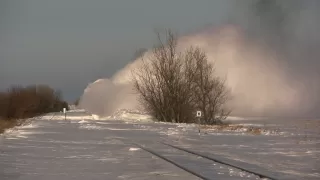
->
[0,0,233,101]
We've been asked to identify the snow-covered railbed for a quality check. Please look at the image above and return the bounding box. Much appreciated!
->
[0,111,319,180]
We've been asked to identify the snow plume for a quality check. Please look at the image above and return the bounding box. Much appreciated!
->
[79,0,320,118]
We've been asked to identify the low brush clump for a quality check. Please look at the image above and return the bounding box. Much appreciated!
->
[199,124,264,135]
[0,85,69,134]
[0,118,30,134]
[0,119,18,134]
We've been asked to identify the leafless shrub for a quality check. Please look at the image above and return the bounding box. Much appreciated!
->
[132,30,231,124]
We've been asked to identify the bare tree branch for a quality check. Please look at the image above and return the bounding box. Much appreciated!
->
[132,30,231,124]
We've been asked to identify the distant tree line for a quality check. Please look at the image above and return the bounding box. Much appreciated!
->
[74,98,80,106]
[0,85,69,120]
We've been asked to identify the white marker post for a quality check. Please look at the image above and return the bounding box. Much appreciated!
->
[196,111,202,135]
[63,108,67,120]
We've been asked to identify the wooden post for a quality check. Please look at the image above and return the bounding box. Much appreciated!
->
[196,111,202,135]
[63,108,66,120]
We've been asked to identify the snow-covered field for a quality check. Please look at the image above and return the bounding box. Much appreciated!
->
[0,110,319,180]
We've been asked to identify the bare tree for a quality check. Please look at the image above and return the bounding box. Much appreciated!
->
[132,30,194,123]
[132,29,230,124]
[185,47,230,124]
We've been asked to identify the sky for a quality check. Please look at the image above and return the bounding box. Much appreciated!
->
[0,0,233,102]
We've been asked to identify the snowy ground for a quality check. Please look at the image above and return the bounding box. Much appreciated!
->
[0,110,319,180]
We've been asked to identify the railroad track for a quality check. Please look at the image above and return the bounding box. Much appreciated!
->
[133,141,281,180]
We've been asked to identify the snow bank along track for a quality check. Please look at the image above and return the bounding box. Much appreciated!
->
[133,141,281,180]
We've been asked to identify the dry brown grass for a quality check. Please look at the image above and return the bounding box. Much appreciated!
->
[0,119,29,134]
[0,119,18,134]
[246,126,263,135]
[199,124,263,135]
